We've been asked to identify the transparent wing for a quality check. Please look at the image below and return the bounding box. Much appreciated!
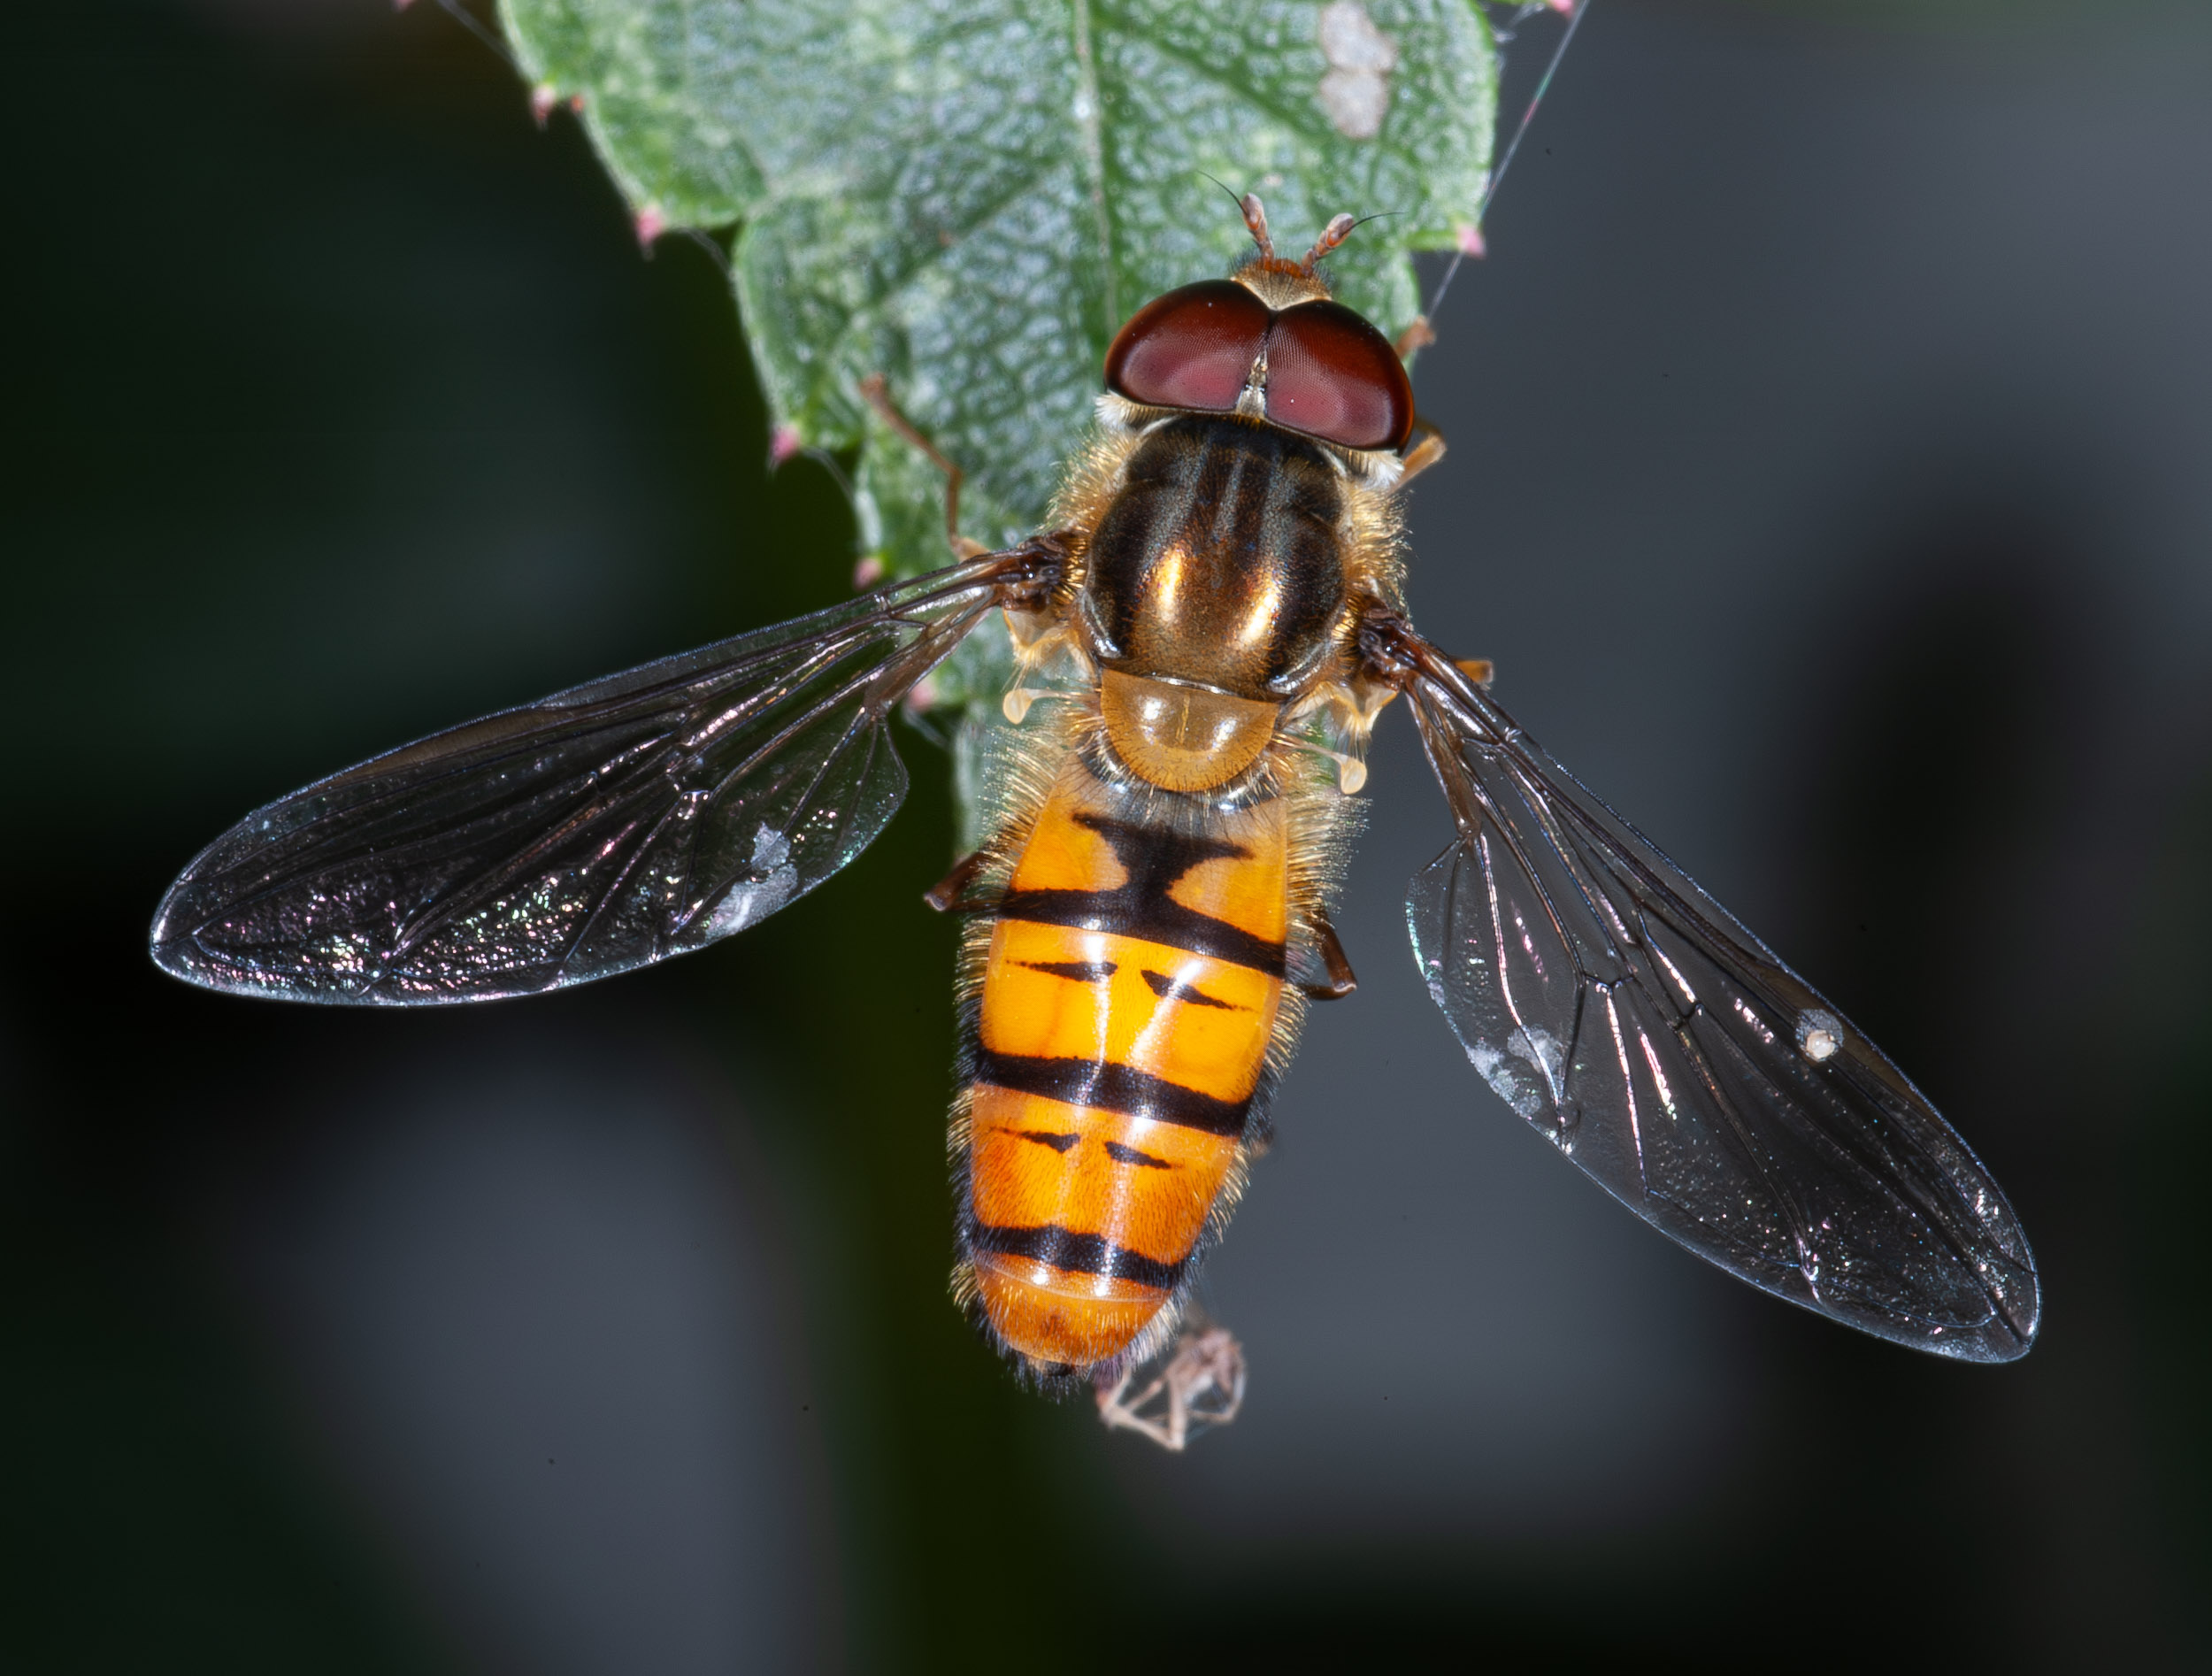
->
[152,543,1062,1004]
[1387,627,2039,1362]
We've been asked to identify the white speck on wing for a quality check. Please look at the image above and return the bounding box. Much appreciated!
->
[1796,1007,1844,1063]
[703,825,799,938]
[1509,1023,1564,1099]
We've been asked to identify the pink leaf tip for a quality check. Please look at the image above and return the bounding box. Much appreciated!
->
[852,555,887,589]
[1455,223,1486,258]
[634,205,667,249]
[771,423,804,465]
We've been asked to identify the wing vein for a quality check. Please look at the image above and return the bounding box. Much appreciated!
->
[1388,616,2039,1360]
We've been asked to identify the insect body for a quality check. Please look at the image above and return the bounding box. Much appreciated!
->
[957,381,1390,1368]
[150,199,2042,1395]
[958,735,1302,1369]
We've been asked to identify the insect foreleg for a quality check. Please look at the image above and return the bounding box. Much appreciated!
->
[1394,427,1447,490]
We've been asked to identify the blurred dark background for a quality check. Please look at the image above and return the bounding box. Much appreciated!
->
[5,0,2208,1669]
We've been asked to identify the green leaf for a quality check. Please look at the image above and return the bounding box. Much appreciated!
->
[497,0,1498,741]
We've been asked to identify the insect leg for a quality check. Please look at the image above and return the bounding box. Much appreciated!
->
[923,848,996,914]
[1294,908,1359,1002]
[1094,1323,1248,1450]
[1393,315,1437,360]
[1395,426,1447,489]
[857,373,992,560]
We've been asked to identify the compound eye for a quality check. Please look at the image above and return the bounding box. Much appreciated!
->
[1262,299,1414,451]
[1104,281,1271,414]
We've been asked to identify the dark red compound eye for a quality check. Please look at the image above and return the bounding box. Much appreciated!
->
[1262,299,1414,451]
[1104,281,1271,415]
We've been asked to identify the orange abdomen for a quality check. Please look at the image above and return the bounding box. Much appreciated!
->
[959,744,1287,1370]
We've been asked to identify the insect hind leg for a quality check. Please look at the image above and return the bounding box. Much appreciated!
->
[1293,908,1357,1001]
[923,849,995,914]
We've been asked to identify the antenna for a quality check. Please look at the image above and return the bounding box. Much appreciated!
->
[1302,212,1357,270]
[1240,193,1278,261]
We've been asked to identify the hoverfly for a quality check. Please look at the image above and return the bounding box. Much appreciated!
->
[151,196,2041,1397]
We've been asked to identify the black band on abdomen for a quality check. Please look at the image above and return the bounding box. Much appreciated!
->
[973,1047,1250,1137]
[969,1221,1187,1291]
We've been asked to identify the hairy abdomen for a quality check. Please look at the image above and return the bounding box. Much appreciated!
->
[957,743,1287,1369]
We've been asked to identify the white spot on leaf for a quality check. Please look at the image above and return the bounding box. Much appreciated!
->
[1317,1,1399,140]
